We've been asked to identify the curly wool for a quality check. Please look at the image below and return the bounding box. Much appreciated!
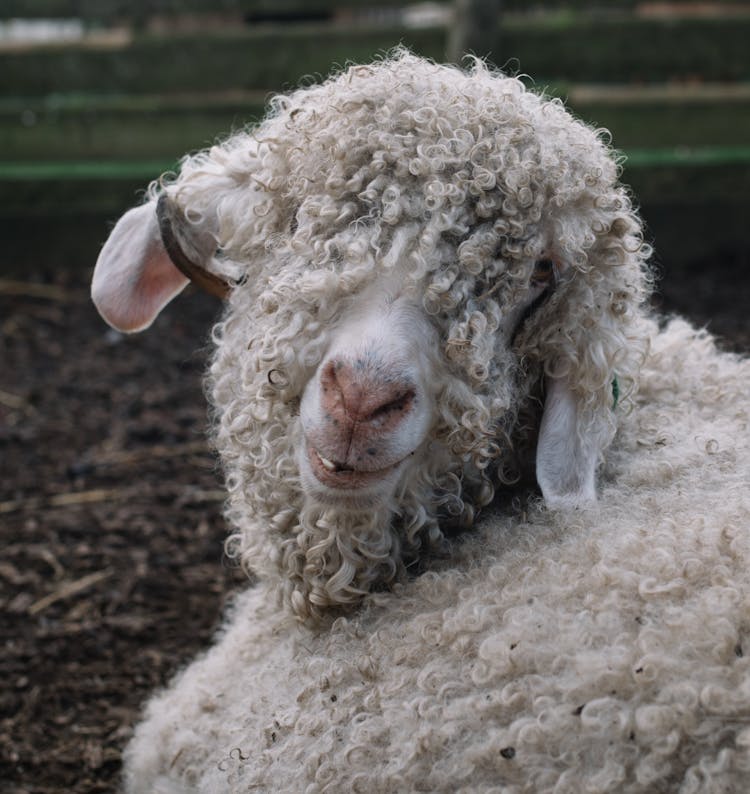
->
[155,51,651,621]
[124,319,750,793]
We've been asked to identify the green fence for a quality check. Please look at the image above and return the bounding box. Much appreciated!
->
[3,0,748,18]
[2,1,749,274]
[0,0,411,18]
[2,16,750,96]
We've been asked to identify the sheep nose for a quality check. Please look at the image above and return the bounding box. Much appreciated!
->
[320,359,415,432]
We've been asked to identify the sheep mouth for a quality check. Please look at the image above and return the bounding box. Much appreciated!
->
[307,445,403,490]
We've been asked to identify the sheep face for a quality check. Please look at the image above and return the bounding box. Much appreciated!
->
[92,51,652,621]
[298,284,439,509]
[297,269,552,509]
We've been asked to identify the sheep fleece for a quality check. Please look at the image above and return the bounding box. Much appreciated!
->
[124,318,750,792]
[176,51,651,620]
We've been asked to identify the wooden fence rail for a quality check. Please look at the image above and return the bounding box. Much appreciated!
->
[2,16,750,96]
[2,0,748,20]
[1,1,749,276]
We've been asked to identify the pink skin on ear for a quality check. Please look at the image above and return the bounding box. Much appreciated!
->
[91,202,189,333]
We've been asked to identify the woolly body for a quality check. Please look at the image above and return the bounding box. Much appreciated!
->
[87,52,749,791]
[125,319,750,792]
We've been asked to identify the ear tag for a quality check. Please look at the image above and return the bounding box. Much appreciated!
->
[611,376,620,410]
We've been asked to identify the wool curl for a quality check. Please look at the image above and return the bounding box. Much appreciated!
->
[124,319,750,793]
[157,50,652,622]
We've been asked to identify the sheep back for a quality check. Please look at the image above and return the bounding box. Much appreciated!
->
[124,318,750,793]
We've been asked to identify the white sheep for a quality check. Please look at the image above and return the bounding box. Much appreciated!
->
[93,51,651,624]
[91,52,750,791]
[114,318,749,794]
[120,320,750,794]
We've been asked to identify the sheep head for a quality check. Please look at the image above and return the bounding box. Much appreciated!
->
[92,51,651,621]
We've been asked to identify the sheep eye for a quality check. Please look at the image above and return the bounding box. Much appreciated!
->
[531,258,555,287]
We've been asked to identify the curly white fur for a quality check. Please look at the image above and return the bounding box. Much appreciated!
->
[93,51,652,622]
[123,318,750,793]
[90,51,750,792]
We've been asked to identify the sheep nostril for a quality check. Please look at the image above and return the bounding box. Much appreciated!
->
[367,389,415,422]
[319,358,416,428]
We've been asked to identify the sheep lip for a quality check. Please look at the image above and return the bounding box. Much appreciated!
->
[307,445,402,490]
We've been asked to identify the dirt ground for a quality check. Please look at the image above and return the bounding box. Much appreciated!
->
[1,248,748,794]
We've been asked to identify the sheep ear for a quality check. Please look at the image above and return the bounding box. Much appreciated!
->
[536,373,602,508]
[92,201,190,333]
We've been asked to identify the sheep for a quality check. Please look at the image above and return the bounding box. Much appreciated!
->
[92,51,652,627]
[90,50,750,794]
[122,316,750,793]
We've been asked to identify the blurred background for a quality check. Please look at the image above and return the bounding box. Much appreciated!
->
[2,0,750,288]
[1,2,748,792]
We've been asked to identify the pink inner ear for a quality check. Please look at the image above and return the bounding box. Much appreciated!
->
[125,236,192,328]
[92,202,190,333]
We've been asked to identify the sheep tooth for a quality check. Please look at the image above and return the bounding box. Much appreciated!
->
[318,453,337,471]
